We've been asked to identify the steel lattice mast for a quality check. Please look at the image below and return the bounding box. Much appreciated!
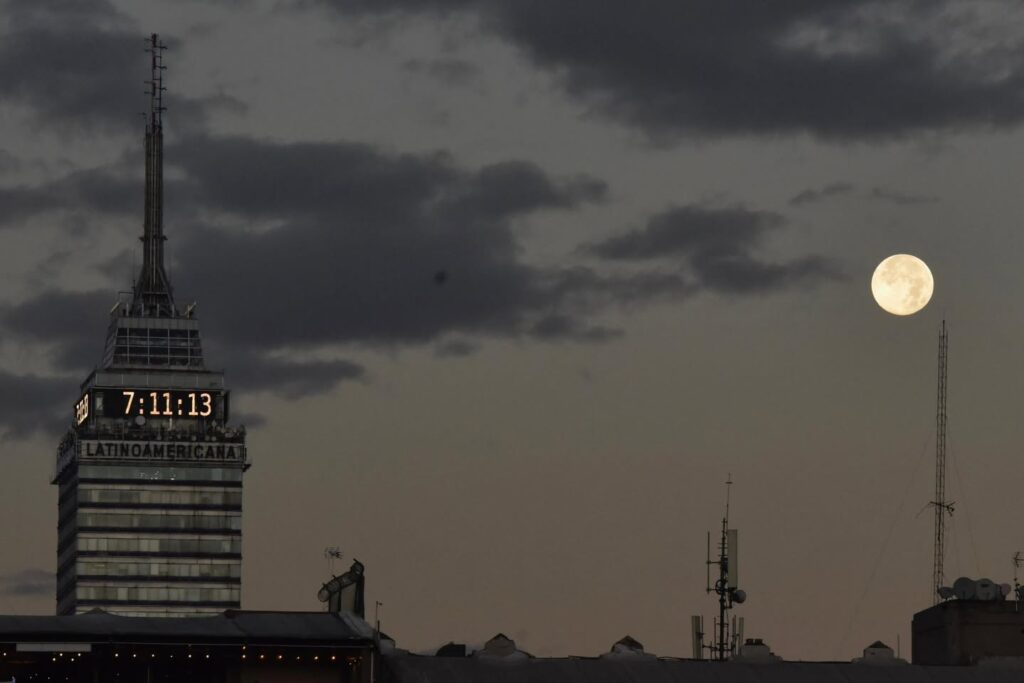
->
[932,320,952,604]
[132,33,176,317]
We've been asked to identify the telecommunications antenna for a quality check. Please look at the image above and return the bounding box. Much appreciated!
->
[324,546,343,575]
[929,321,954,604]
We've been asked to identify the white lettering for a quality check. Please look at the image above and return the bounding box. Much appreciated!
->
[76,440,245,464]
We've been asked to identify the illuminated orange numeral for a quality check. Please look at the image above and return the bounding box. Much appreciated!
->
[188,393,199,417]
[122,391,135,415]
[199,393,213,417]
[163,392,173,416]
[149,392,160,416]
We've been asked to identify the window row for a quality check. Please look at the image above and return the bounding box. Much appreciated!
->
[79,465,243,483]
[79,487,242,507]
[77,585,239,603]
[78,537,241,554]
[110,355,203,368]
[78,559,240,579]
[78,512,241,531]
[118,328,200,338]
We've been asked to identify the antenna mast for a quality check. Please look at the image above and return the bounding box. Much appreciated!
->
[132,33,175,317]
[695,475,746,660]
[931,320,953,604]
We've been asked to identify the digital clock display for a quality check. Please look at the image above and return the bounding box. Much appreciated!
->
[115,389,215,418]
[74,389,229,425]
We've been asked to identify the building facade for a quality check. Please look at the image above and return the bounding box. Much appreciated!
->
[52,35,249,617]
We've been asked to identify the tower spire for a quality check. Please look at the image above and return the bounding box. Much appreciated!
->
[132,33,175,317]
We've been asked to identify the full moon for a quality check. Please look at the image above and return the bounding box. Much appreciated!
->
[871,254,934,316]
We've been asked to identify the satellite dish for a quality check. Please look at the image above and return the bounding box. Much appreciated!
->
[134,415,146,426]
[937,586,955,600]
[317,586,330,602]
[732,589,747,604]
[975,579,997,601]
[1000,583,1012,598]
[952,577,976,600]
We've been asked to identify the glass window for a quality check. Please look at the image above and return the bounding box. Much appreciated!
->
[79,487,242,507]
[79,465,242,482]
[78,512,241,531]
[78,536,241,555]
[78,559,240,579]
[78,585,239,603]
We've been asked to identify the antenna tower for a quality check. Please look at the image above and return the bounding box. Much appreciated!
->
[931,320,953,604]
[132,33,175,317]
[694,475,746,660]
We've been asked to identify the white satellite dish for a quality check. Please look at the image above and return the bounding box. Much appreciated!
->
[952,577,976,600]
[975,579,997,601]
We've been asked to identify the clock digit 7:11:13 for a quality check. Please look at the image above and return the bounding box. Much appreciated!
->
[122,390,213,417]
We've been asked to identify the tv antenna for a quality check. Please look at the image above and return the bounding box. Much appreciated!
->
[692,475,746,660]
[324,546,343,575]
[1013,552,1024,607]
[930,321,954,604]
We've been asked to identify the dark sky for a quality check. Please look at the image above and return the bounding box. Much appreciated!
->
[1,0,1023,661]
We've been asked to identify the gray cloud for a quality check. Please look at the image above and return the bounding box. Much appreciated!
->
[434,339,479,358]
[789,182,938,207]
[589,205,841,294]
[0,568,53,596]
[307,0,1024,141]
[0,169,138,230]
[3,290,113,370]
[0,371,70,439]
[158,135,610,349]
[0,0,243,134]
[403,58,481,87]
[789,182,855,206]
[590,206,784,261]
[221,349,366,400]
[868,186,938,205]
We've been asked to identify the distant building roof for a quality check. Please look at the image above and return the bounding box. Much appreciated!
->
[382,657,1024,683]
[0,610,374,646]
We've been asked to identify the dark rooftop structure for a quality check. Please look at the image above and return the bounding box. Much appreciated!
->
[913,599,1024,666]
[0,610,375,682]
[381,656,1024,683]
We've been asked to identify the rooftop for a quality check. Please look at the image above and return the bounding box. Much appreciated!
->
[0,610,374,647]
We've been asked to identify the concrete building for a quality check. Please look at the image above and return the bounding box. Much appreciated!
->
[913,598,1024,665]
[53,35,249,616]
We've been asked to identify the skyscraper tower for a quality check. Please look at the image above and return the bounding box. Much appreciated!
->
[53,35,248,617]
